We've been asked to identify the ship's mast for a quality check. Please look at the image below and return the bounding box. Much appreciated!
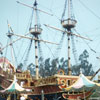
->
[4,0,56,79]
[61,0,77,75]
[29,0,42,79]
[44,0,91,76]
[7,23,16,72]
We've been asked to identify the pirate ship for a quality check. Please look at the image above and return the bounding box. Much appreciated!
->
[0,0,100,100]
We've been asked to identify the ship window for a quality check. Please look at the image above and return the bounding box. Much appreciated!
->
[30,82,34,86]
[67,80,71,86]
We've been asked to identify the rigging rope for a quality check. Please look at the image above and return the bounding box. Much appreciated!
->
[17,9,35,61]
[23,38,33,67]
[29,9,34,29]
[5,39,9,57]
[20,45,28,64]
[70,0,75,19]
[44,43,55,59]
[3,39,9,68]
[61,0,75,20]
[38,37,44,61]
[61,0,67,21]
[74,29,97,54]
[44,25,62,59]
[51,11,61,21]
[12,45,18,66]
[2,24,10,67]
[78,0,100,21]
[54,33,65,58]
[6,21,18,67]
[71,34,78,65]
[38,40,44,68]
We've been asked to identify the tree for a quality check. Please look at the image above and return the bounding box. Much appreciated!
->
[27,50,94,77]
[39,57,45,77]
[39,57,68,77]
[39,58,58,77]
[17,63,23,71]
[27,63,35,75]
[58,57,68,74]
[72,50,94,76]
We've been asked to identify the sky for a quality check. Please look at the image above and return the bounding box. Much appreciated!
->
[0,0,100,78]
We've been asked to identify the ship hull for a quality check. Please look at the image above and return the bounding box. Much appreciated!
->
[28,90,93,100]
[0,89,94,100]
[0,59,95,100]
[27,85,94,100]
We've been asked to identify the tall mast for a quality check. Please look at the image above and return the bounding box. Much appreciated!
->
[61,0,77,75]
[29,0,42,79]
[68,0,70,19]
[7,24,16,72]
[16,0,55,79]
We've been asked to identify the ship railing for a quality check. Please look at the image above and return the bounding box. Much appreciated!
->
[3,71,13,79]
[0,67,14,79]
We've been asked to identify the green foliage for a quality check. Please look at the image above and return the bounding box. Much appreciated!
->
[17,63,23,70]
[58,58,68,74]
[72,50,94,76]
[39,57,68,77]
[27,63,35,75]
[39,58,58,77]
[26,49,95,77]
